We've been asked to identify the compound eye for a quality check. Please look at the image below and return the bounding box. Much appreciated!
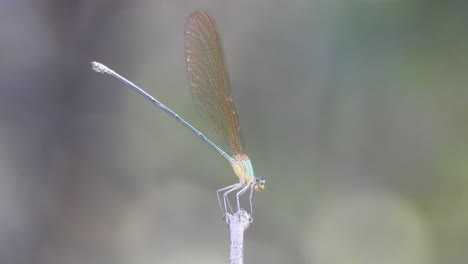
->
[255,178,265,191]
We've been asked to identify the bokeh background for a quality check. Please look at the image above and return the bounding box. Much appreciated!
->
[1,0,467,263]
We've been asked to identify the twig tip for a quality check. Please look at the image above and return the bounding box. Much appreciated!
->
[224,209,253,228]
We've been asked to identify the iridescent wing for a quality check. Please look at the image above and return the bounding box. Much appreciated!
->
[184,10,245,156]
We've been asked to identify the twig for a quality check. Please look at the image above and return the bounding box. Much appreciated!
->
[224,209,252,264]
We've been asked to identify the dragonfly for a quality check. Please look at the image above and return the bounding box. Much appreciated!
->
[91,10,265,215]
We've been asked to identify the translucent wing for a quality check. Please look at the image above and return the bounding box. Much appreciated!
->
[184,10,245,156]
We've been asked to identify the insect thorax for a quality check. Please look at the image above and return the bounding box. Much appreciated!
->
[231,154,255,182]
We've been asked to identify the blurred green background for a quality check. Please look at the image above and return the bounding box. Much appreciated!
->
[1,0,467,263]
